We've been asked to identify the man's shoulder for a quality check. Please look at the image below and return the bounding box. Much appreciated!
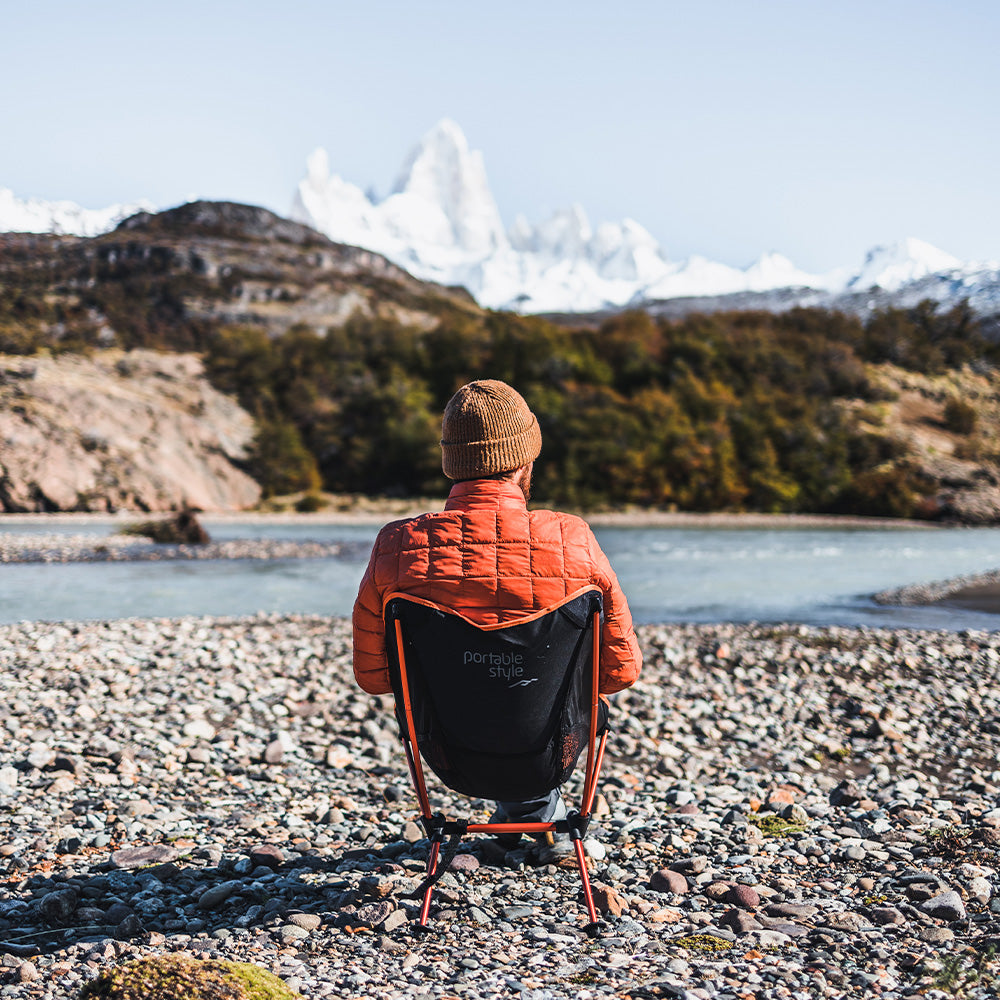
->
[527,507,595,538]
[374,506,594,547]
[373,510,458,545]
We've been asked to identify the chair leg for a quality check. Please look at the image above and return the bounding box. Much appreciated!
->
[573,837,599,925]
[419,839,441,926]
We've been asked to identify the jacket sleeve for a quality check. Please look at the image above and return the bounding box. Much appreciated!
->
[352,535,392,695]
[586,528,642,693]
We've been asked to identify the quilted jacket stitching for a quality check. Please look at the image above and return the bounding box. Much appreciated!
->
[352,480,640,695]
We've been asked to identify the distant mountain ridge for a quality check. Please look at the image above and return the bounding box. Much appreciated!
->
[3,120,999,320]
[289,120,1000,318]
[0,186,153,238]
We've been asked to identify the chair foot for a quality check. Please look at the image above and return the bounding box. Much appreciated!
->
[573,836,599,924]
[419,890,434,925]
[419,839,442,926]
[407,920,438,937]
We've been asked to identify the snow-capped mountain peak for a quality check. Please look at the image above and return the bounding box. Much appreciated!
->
[291,119,506,281]
[392,118,470,196]
[288,128,996,312]
[743,252,826,292]
[387,119,506,259]
[289,119,850,310]
[305,147,330,187]
[0,187,153,238]
[525,205,593,258]
[850,237,963,292]
[2,120,996,318]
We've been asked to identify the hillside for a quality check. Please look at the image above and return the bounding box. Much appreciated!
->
[0,200,479,355]
[857,364,1000,522]
[197,302,1000,522]
[3,202,1000,520]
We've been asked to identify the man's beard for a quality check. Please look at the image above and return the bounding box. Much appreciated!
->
[518,470,532,502]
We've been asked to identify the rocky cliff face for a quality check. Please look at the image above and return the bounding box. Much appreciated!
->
[0,350,260,512]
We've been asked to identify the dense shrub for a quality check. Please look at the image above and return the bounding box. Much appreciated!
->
[198,304,996,517]
[862,300,997,373]
[80,953,301,999]
[943,396,978,435]
[827,462,936,520]
[250,418,322,498]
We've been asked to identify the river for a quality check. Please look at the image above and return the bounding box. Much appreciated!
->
[3,519,1000,629]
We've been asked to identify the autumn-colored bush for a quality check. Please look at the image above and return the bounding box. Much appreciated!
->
[200,306,971,516]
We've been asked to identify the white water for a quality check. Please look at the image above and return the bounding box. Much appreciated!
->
[3,522,1000,629]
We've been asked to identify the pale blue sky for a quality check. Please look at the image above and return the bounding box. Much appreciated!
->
[2,0,998,271]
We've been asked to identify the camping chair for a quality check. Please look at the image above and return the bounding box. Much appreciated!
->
[383,585,610,928]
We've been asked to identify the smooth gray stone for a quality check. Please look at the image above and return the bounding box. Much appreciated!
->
[920,891,967,922]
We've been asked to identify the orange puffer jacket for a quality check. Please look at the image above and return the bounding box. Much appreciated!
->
[352,479,642,696]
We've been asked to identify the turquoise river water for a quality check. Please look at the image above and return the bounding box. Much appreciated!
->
[3,520,1000,630]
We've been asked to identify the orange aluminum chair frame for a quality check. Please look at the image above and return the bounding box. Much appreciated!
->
[384,587,610,927]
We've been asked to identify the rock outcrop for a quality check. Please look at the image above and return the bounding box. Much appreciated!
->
[0,350,260,512]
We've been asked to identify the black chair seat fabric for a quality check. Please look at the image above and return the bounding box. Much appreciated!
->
[385,590,602,802]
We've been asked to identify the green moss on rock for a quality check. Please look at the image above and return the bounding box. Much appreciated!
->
[79,954,303,1000]
[749,814,807,838]
[672,934,734,953]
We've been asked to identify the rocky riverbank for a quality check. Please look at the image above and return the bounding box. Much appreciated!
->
[876,569,1000,616]
[0,533,348,564]
[1,615,1000,998]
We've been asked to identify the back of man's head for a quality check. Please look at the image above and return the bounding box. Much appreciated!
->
[441,380,542,480]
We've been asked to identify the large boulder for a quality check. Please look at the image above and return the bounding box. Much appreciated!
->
[0,350,261,512]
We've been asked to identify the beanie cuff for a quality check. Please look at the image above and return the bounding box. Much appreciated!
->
[442,416,541,480]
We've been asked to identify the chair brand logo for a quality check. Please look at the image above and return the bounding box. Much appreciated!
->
[463,649,535,686]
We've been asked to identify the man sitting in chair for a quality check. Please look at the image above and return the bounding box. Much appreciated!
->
[352,379,642,854]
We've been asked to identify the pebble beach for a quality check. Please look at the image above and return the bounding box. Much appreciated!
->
[2,609,1000,998]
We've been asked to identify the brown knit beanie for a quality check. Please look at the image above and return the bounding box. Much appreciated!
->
[441,380,542,480]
